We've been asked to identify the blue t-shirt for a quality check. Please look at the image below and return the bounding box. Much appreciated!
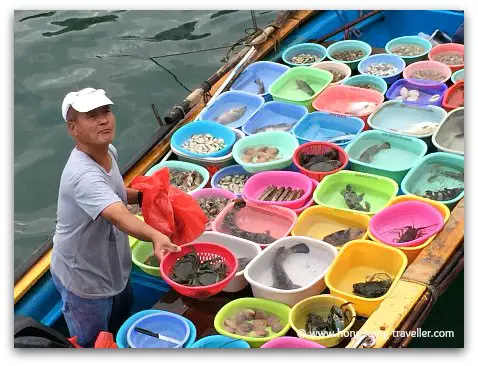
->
[51,145,131,299]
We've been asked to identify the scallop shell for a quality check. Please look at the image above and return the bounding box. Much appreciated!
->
[400,87,409,97]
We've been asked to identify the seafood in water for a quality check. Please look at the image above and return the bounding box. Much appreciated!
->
[341,184,370,212]
[358,142,391,163]
[412,69,446,82]
[289,53,320,64]
[253,123,294,133]
[421,187,463,201]
[213,106,247,125]
[381,223,438,243]
[197,196,232,222]
[329,69,346,83]
[346,102,378,116]
[390,44,425,56]
[257,185,304,202]
[332,49,365,61]
[237,257,253,272]
[144,255,160,267]
[272,243,310,290]
[296,80,315,96]
[364,62,398,77]
[223,308,284,337]
[218,174,249,194]
[181,133,226,154]
[305,303,354,335]
[394,87,420,102]
[354,83,381,92]
[326,134,356,144]
[434,52,464,65]
[254,78,265,94]
[241,146,280,164]
[353,273,393,298]
[169,169,204,192]
[391,122,440,136]
[223,199,277,244]
[299,148,342,172]
[322,228,365,247]
[169,247,228,287]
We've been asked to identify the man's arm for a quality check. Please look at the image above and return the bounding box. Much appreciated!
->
[126,187,139,205]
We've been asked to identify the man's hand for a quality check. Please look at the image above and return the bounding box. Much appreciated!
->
[152,233,181,262]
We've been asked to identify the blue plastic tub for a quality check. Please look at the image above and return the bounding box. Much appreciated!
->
[188,335,250,349]
[282,43,327,67]
[451,68,464,84]
[326,40,372,70]
[341,74,388,95]
[230,61,289,102]
[117,310,197,349]
[198,90,265,129]
[241,101,308,136]
[386,78,448,107]
[385,35,433,64]
[170,120,237,158]
[358,53,406,85]
[291,111,364,148]
[211,164,253,198]
[126,312,191,348]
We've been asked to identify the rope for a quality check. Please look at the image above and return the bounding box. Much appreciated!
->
[250,10,258,31]
[148,57,192,93]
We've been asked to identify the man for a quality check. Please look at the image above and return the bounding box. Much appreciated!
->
[51,87,181,347]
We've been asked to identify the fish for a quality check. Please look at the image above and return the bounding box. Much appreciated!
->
[326,134,356,144]
[254,78,265,94]
[359,142,391,163]
[213,106,247,125]
[391,122,440,136]
[237,257,253,272]
[253,123,293,133]
[346,102,377,116]
[323,228,365,247]
[296,80,315,96]
[272,243,310,290]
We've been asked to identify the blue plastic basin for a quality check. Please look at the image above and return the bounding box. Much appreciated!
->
[291,111,364,148]
[198,90,265,129]
[211,164,253,198]
[230,61,289,101]
[342,74,388,95]
[281,43,327,67]
[188,335,250,348]
[385,35,433,64]
[358,53,406,85]
[386,78,448,107]
[241,101,308,136]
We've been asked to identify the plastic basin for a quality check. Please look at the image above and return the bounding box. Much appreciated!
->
[127,312,190,348]
[170,120,237,158]
[292,205,370,248]
[190,188,237,229]
[451,69,464,84]
[403,60,452,83]
[369,201,445,247]
[432,107,464,155]
[357,53,406,85]
[442,80,464,112]
[117,310,197,349]
[232,131,299,174]
[211,200,297,248]
[367,100,447,145]
[291,111,364,147]
[386,78,448,107]
[428,43,464,72]
[292,141,349,182]
[326,40,372,70]
[281,43,327,67]
[313,170,399,216]
[241,101,308,136]
[312,84,384,125]
[214,297,291,348]
[197,90,265,129]
[230,61,290,101]
[269,66,333,111]
[131,241,160,277]
[291,178,319,216]
[345,130,428,184]
[309,61,352,85]
[400,152,464,209]
[160,242,238,299]
[261,336,325,348]
[289,294,356,347]
[190,231,262,293]
[189,335,250,348]
[145,161,210,194]
[342,74,388,95]
[244,236,338,307]
[366,195,450,263]
[210,164,252,198]
[324,240,408,317]
[385,35,433,64]
[242,171,313,209]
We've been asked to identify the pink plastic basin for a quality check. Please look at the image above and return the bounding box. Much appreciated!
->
[260,336,325,349]
[190,188,238,230]
[242,171,313,209]
[211,200,297,247]
[369,201,444,248]
[403,60,452,83]
[428,43,464,73]
[312,84,384,125]
[291,178,318,215]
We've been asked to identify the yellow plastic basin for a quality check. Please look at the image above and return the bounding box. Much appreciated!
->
[325,240,408,317]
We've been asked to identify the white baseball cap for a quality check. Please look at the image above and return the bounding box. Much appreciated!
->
[61,87,114,122]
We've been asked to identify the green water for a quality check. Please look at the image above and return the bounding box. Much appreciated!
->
[354,141,421,170]
[14,10,278,269]
[409,163,464,196]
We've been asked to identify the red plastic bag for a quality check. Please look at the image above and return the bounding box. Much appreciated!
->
[130,167,208,245]
[67,332,118,348]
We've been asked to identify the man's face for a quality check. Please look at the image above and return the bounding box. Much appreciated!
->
[68,105,116,146]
